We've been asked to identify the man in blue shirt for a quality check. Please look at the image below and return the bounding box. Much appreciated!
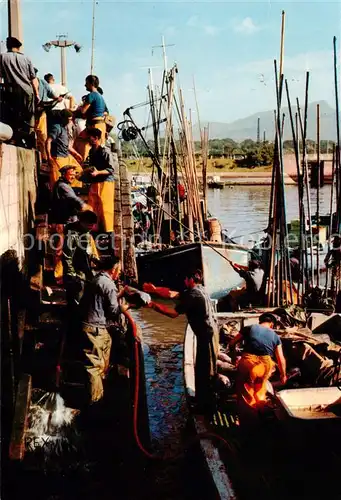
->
[80,255,129,403]
[46,109,83,188]
[229,313,287,427]
[74,74,109,161]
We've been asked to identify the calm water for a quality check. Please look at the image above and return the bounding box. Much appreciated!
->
[209,184,334,246]
[134,184,335,498]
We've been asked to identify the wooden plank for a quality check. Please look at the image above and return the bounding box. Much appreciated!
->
[9,373,32,461]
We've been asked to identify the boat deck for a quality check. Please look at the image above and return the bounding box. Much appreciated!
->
[208,393,341,499]
[184,314,341,500]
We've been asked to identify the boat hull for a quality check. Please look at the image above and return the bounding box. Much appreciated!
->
[136,242,249,298]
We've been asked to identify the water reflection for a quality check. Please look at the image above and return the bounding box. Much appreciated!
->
[208,185,334,241]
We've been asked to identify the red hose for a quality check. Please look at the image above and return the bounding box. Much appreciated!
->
[123,310,237,461]
[123,310,158,459]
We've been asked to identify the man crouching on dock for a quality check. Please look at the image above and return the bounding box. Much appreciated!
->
[143,271,220,414]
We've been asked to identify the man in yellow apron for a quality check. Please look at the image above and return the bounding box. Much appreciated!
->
[229,313,287,427]
[82,127,118,249]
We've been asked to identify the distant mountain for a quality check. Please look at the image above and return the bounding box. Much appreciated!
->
[194,101,336,141]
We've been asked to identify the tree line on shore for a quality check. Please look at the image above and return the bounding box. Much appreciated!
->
[121,137,336,168]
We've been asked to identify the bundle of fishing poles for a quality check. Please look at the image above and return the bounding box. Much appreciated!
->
[265,32,341,308]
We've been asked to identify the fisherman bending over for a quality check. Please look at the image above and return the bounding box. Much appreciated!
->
[143,271,220,414]
[80,255,130,403]
[62,210,99,315]
[229,313,287,428]
[50,165,93,283]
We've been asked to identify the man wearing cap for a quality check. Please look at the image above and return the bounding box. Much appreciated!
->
[229,313,287,427]
[62,210,99,313]
[50,165,93,283]
[0,36,39,141]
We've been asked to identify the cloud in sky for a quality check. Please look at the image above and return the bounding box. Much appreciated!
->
[186,15,199,27]
[233,17,261,35]
[186,15,221,36]
[204,25,221,36]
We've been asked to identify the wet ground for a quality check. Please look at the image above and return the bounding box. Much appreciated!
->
[132,308,190,499]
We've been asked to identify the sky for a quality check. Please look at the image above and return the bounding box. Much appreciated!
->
[1,0,341,127]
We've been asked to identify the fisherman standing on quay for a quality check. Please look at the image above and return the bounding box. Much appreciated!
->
[74,75,108,161]
[34,68,61,163]
[79,255,130,403]
[0,36,39,144]
[81,127,118,249]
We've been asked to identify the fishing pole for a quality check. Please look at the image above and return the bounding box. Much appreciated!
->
[316,103,320,287]
[325,146,336,295]
[297,84,314,289]
[285,80,304,301]
[296,100,309,297]
[333,36,341,202]
[275,62,293,305]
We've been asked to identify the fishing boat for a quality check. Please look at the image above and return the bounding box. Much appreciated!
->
[136,241,249,299]
[118,59,250,296]
[208,176,224,189]
[184,311,341,499]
